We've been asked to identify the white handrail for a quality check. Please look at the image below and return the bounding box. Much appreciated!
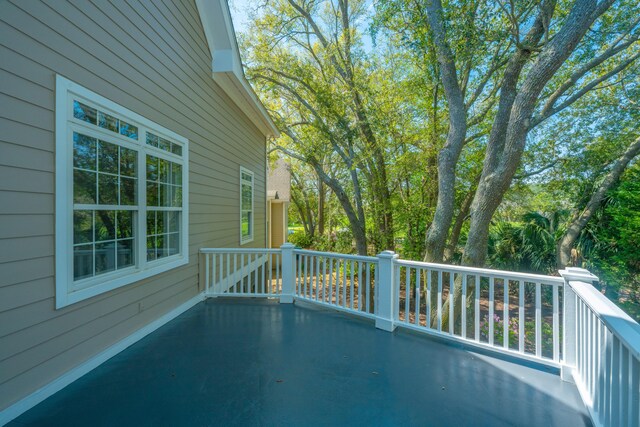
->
[200,248,282,254]
[294,248,378,262]
[560,269,640,427]
[569,280,640,359]
[392,260,563,364]
[292,249,378,317]
[395,258,564,284]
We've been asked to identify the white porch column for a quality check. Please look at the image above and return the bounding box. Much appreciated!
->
[376,250,398,332]
[280,243,296,303]
[559,267,599,382]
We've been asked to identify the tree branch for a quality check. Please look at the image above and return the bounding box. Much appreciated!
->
[465,50,510,110]
[532,49,640,127]
[467,83,501,127]
[514,158,561,180]
[287,0,351,82]
[557,135,640,267]
[536,27,639,123]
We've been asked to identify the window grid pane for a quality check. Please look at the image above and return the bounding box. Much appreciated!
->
[146,131,183,157]
[146,210,181,261]
[73,210,136,280]
[69,97,186,287]
[73,99,138,140]
[72,130,139,281]
[73,134,138,207]
[146,154,182,208]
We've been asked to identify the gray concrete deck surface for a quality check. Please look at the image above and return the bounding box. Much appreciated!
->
[10,298,591,426]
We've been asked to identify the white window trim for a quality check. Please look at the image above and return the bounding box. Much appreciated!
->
[55,75,189,309]
[240,166,254,245]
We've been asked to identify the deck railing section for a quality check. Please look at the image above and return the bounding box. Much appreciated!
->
[561,269,640,427]
[394,260,565,363]
[293,249,378,318]
[201,248,282,297]
[200,246,639,427]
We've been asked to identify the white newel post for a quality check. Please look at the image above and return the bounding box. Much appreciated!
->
[376,250,398,332]
[280,243,296,303]
[559,267,599,382]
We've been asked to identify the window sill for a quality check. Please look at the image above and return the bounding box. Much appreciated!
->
[57,255,189,309]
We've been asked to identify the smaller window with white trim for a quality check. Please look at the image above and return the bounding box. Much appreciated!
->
[240,167,254,244]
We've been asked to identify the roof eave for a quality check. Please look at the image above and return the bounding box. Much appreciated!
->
[195,0,280,138]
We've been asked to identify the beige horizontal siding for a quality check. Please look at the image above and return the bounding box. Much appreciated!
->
[0,0,268,411]
[0,283,197,409]
[0,166,54,193]
[0,277,54,313]
[0,141,54,172]
[5,1,262,157]
[0,118,54,152]
[0,257,54,288]
[0,270,198,383]
[0,215,53,240]
[0,236,54,265]
[0,264,196,339]
[0,191,54,215]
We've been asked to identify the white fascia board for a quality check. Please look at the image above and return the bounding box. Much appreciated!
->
[212,49,241,75]
[195,0,279,138]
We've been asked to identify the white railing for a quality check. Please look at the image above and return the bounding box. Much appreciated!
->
[561,268,640,427]
[199,246,640,427]
[393,259,564,364]
[201,248,282,297]
[293,249,378,318]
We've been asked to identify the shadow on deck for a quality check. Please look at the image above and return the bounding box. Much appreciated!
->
[10,298,591,426]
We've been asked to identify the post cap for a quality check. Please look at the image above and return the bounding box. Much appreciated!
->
[280,243,296,249]
[559,267,599,283]
[377,250,398,259]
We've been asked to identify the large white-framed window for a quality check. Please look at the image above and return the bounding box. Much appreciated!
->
[240,167,254,244]
[55,75,189,308]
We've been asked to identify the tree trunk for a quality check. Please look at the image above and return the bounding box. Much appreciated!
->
[291,170,315,237]
[557,135,640,268]
[423,0,468,263]
[276,139,367,255]
[316,175,367,255]
[318,176,325,236]
[304,195,316,238]
[338,0,393,252]
[444,176,478,261]
[381,193,395,251]
[291,196,310,235]
[463,0,603,267]
[442,0,611,334]
[425,80,440,213]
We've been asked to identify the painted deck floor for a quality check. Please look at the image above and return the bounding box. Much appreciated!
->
[10,299,591,426]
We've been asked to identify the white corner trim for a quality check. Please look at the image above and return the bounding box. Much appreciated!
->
[0,293,205,426]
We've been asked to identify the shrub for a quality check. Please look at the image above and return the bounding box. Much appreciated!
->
[334,230,355,253]
[479,314,555,354]
[288,231,314,248]
[480,314,519,346]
